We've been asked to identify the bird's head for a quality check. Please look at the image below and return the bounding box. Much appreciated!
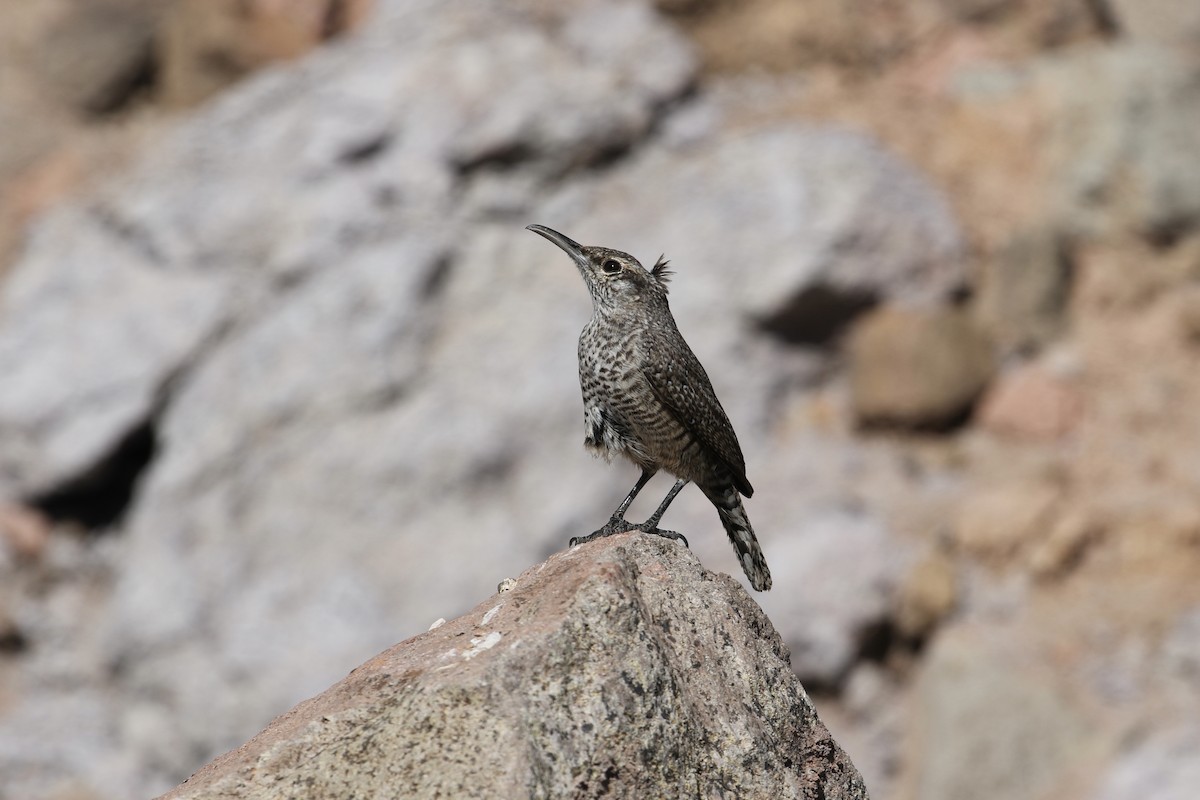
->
[526,224,671,313]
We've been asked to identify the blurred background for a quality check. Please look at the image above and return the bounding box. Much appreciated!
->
[1,0,1199,797]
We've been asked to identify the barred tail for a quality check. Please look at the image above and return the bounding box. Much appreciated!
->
[705,485,772,591]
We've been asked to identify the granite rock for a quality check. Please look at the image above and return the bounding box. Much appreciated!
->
[161,534,870,800]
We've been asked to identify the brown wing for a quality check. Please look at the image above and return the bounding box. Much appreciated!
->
[643,332,754,497]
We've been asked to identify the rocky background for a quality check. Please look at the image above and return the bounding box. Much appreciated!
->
[0,0,1198,798]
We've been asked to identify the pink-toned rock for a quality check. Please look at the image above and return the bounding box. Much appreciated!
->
[953,482,1061,560]
[977,364,1083,440]
[159,0,375,107]
[160,534,869,800]
[0,503,50,561]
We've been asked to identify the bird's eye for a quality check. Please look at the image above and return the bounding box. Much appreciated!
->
[601,259,621,275]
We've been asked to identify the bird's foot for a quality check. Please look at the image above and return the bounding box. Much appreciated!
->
[635,523,689,549]
[569,518,689,549]
[569,516,636,547]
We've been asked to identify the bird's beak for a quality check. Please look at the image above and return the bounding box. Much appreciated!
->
[526,224,588,269]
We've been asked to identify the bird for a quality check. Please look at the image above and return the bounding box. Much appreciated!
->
[526,224,772,591]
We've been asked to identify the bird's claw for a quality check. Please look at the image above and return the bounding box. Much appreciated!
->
[637,525,689,548]
[568,518,688,549]
[569,517,636,547]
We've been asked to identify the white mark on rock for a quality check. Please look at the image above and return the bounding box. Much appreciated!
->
[463,631,502,660]
[481,603,502,626]
[428,617,446,631]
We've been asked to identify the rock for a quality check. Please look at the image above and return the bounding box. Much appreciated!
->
[0,607,26,655]
[543,121,965,359]
[933,0,1015,22]
[27,0,160,114]
[0,1,158,272]
[0,0,696,502]
[656,0,918,72]
[1161,606,1200,692]
[932,0,1102,42]
[0,503,51,561]
[1177,284,1200,345]
[945,42,1200,244]
[1038,44,1200,241]
[1107,0,1200,50]
[0,96,63,195]
[975,226,1073,354]
[160,534,870,800]
[834,663,907,799]
[1092,723,1200,800]
[1026,507,1097,578]
[0,204,230,498]
[848,307,994,429]
[755,510,917,689]
[977,362,1084,440]
[1071,237,1180,309]
[1110,502,1200,563]
[952,482,1061,560]
[913,625,1096,800]
[894,553,957,640]
[658,0,1101,73]
[159,0,376,108]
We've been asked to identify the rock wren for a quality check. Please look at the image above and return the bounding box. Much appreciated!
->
[527,225,772,591]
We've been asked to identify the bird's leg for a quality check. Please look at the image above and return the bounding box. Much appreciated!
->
[610,467,656,523]
[636,478,690,548]
[570,468,656,546]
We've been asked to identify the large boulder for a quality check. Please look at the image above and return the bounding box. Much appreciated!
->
[161,534,870,800]
[0,0,697,501]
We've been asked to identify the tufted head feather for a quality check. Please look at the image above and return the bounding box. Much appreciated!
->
[651,255,672,288]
